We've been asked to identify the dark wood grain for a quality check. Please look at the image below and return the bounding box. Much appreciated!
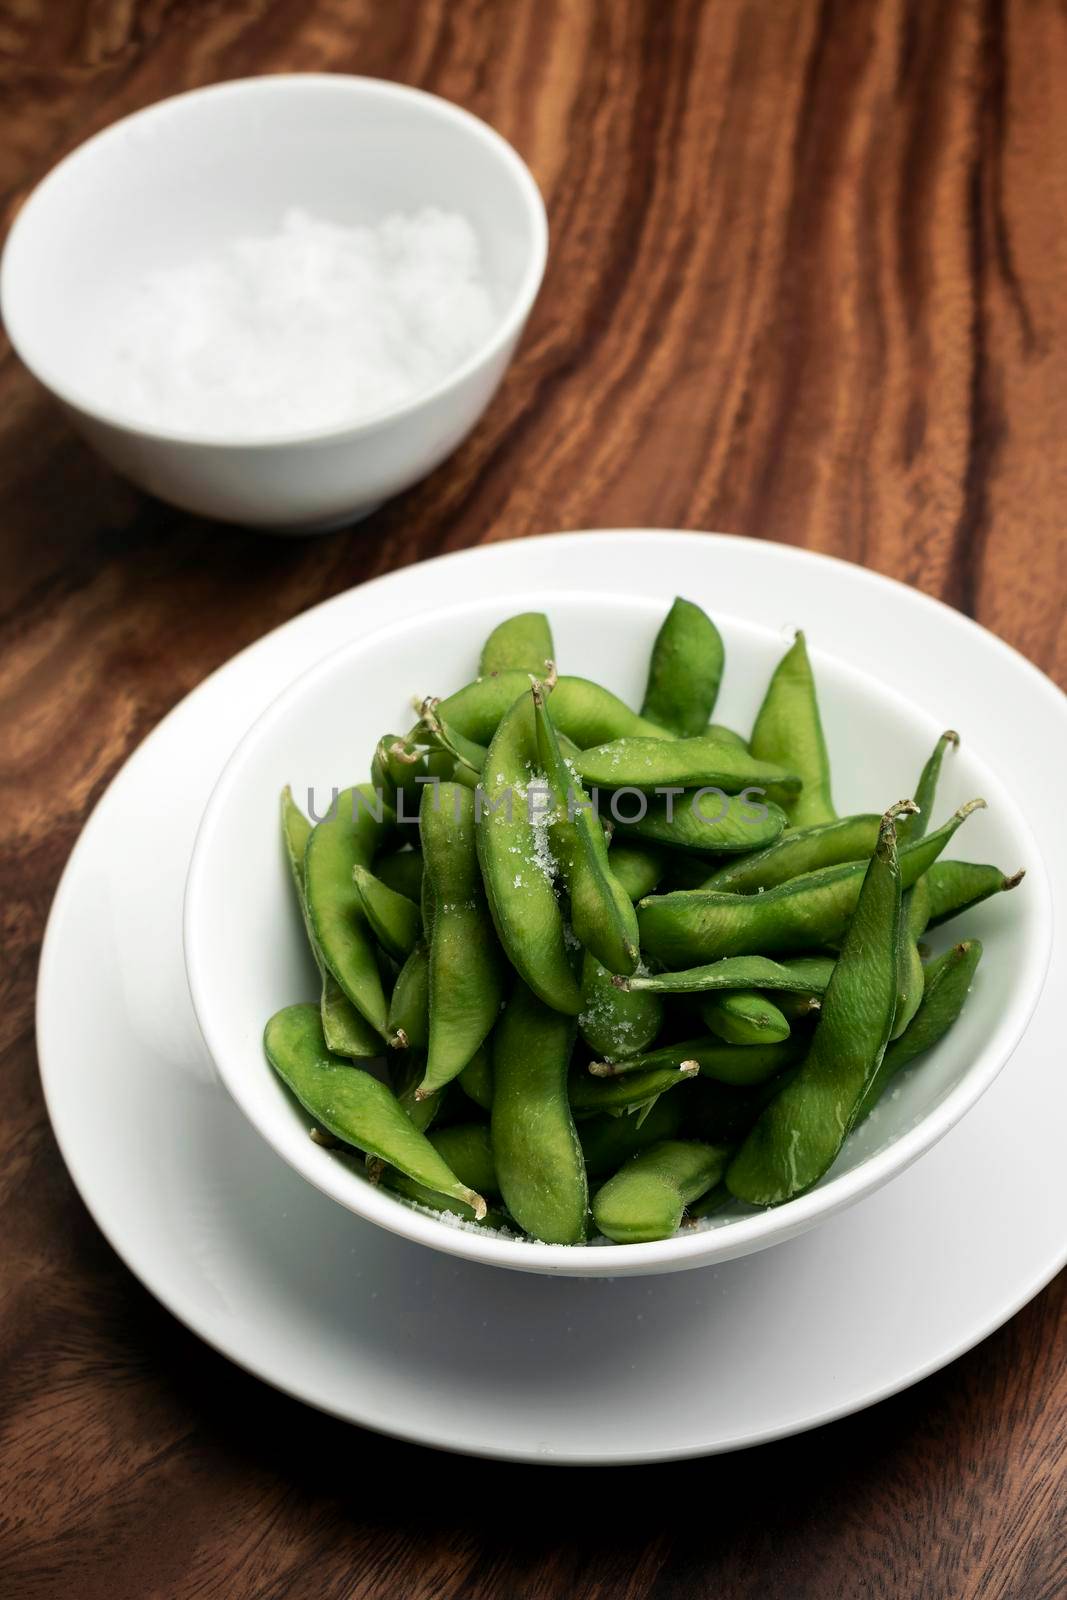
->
[1,1,1064,1596]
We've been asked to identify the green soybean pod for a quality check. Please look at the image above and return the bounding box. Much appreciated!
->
[378,1171,510,1229]
[683,1068,803,1145]
[281,788,382,1060]
[534,680,639,975]
[892,873,931,1040]
[414,698,488,776]
[352,865,421,962]
[578,951,664,1061]
[392,1053,444,1133]
[569,1059,701,1116]
[475,691,581,1015]
[637,801,983,967]
[374,848,424,903]
[750,630,835,826]
[640,597,725,737]
[265,1004,486,1216]
[491,981,587,1244]
[589,1036,802,1087]
[418,782,505,1099]
[305,785,394,1037]
[607,841,666,900]
[594,1141,730,1243]
[614,790,788,855]
[706,724,748,749]
[923,860,1025,928]
[436,672,667,747]
[699,992,791,1045]
[386,943,430,1051]
[573,734,800,796]
[897,730,959,846]
[620,953,836,997]
[579,1094,686,1177]
[727,803,912,1206]
[859,939,983,1114]
[378,1123,505,1225]
[457,1041,493,1112]
[479,612,555,677]
[699,813,882,894]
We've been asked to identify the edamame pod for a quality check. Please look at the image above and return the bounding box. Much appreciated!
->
[607,841,666,900]
[475,692,581,1014]
[859,939,983,1114]
[706,723,748,750]
[750,631,835,825]
[281,788,382,1059]
[418,782,505,1098]
[353,865,421,962]
[684,1068,803,1144]
[589,1036,802,1087]
[613,789,788,854]
[923,860,1025,928]
[640,597,725,736]
[727,803,911,1205]
[379,1122,505,1225]
[415,699,487,778]
[619,953,836,997]
[480,612,555,677]
[386,943,430,1051]
[534,680,639,975]
[573,734,800,796]
[305,785,394,1037]
[579,1094,686,1177]
[491,981,587,1243]
[637,801,983,967]
[699,992,791,1045]
[393,1054,444,1133]
[578,951,663,1061]
[436,672,668,747]
[374,848,424,903]
[264,1004,486,1216]
[321,974,383,1059]
[457,1042,493,1112]
[897,730,958,846]
[594,1141,730,1243]
[699,813,882,894]
[569,1059,700,1115]
[378,1170,510,1229]
[891,873,931,1040]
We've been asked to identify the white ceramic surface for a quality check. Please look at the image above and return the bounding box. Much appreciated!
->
[37,532,1067,1461]
[0,76,547,531]
[185,592,1050,1277]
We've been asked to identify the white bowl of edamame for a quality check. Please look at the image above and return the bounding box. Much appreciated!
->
[184,590,1051,1277]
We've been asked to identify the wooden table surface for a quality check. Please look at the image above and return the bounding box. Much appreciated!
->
[2,2,1065,1595]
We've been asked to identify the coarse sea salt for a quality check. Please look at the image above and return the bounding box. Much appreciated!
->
[99,206,497,438]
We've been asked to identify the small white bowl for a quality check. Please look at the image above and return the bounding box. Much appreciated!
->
[0,76,547,532]
[184,591,1051,1277]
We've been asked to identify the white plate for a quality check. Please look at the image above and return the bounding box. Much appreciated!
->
[37,532,1067,1462]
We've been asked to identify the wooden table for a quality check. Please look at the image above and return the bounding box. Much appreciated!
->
[2,3,1064,1595]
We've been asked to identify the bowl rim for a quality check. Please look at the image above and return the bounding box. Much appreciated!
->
[183,589,1053,1276]
[0,73,549,452]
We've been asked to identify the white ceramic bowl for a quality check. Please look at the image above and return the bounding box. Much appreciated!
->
[184,590,1051,1276]
[0,76,547,532]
